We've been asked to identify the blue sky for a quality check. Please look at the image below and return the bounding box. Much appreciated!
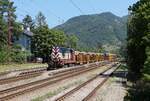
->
[13,0,138,28]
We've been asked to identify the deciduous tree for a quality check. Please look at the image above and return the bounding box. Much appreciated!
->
[31,26,66,62]
[66,34,78,49]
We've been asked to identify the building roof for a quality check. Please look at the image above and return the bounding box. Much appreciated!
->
[23,30,33,37]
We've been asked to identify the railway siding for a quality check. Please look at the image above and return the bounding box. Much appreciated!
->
[88,75,127,101]
[33,64,111,101]
[0,63,99,92]
[48,63,120,101]
[0,62,109,101]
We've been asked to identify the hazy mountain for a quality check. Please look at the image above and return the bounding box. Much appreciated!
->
[55,12,127,52]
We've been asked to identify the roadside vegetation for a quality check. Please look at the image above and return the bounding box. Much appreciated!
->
[125,0,150,100]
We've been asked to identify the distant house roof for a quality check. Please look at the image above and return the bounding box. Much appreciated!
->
[23,30,33,37]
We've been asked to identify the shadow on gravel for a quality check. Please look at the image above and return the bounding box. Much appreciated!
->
[111,70,128,87]
[112,71,128,78]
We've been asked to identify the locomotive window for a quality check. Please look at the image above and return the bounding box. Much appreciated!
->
[60,48,66,57]
[59,47,70,57]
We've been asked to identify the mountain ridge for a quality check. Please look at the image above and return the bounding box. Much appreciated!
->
[55,12,127,52]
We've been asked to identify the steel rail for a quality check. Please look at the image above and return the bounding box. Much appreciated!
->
[55,63,120,101]
[0,63,106,100]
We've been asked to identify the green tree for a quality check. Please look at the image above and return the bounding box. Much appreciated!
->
[143,47,150,74]
[0,19,7,49]
[96,41,105,53]
[22,15,35,30]
[0,0,23,64]
[125,0,150,100]
[66,34,78,49]
[127,0,150,80]
[0,0,8,48]
[119,42,127,59]
[31,26,66,62]
[35,12,47,27]
[4,0,22,44]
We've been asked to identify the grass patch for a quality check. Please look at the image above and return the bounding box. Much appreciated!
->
[0,63,47,72]
[31,80,83,101]
[116,64,128,71]
[110,77,119,82]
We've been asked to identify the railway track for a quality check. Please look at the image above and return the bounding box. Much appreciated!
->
[0,68,46,85]
[0,72,43,85]
[0,63,109,101]
[54,63,120,101]
[18,67,46,75]
[0,63,98,85]
[0,72,10,77]
[83,63,120,101]
[0,67,47,78]
[0,62,106,84]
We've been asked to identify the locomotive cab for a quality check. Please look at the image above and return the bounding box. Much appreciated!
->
[47,47,76,70]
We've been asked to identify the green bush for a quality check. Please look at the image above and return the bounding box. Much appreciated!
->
[124,78,150,101]
[11,51,29,63]
[0,49,10,64]
[0,45,32,64]
[11,45,32,63]
[143,47,150,75]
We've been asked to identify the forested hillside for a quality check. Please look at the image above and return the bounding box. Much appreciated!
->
[55,12,127,52]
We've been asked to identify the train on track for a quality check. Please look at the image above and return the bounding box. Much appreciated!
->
[47,47,117,70]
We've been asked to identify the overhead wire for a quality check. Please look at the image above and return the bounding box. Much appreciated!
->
[15,0,99,26]
[45,9,65,24]
[68,0,84,15]
[30,0,65,25]
[14,0,32,18]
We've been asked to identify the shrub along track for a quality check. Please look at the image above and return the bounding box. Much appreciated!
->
[54,63,120,101]
[0,62,110,101]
